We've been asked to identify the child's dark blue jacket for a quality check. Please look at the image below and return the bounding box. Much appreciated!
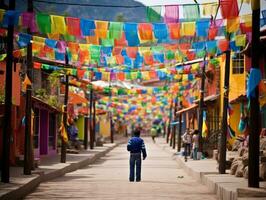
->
[127,136,147,159]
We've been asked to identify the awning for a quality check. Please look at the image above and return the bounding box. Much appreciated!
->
[229,94,247,104]
[68,92,88,105]
[194,94,220,104]
[176,104,198,115]
[32,97,61,113]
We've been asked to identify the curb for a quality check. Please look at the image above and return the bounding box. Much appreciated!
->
[0,142,123,200]
[156,141,266,200]
[156,141,236,200]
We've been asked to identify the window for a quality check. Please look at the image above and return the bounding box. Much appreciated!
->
[232,53,244,74]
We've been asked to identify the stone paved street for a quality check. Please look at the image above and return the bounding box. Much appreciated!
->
[25,138,217,200]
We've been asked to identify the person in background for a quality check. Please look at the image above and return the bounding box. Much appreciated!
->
[192,130,199,160]
[67,118,80,150]
[182,128,192,162]
[127,129,147,182]
[150,126,157,143]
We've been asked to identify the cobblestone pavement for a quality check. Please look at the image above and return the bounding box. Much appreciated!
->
[25,138,217,200]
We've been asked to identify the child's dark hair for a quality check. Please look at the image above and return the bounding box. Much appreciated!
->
[134,129,141,137]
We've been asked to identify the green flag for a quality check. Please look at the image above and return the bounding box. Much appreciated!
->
[183,5,200,21]
[146,6,161,22]
[36,13,51,34]
[109,22,123,39]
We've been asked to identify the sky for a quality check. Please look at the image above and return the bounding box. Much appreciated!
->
[136,0,266,16]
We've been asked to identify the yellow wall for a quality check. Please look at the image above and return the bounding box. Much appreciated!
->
[219,54,246,115]
[76,116,85,140]
[219,53,247,144]
[229,53,246,101]
[98,114,111,138]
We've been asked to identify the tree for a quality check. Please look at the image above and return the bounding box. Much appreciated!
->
[115,13,126,22]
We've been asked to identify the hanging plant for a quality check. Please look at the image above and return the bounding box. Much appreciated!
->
[35,88,47,100]
[47,71,61,88]
[0,90,4,104]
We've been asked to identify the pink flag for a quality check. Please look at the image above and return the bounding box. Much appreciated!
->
[164,5,179,23]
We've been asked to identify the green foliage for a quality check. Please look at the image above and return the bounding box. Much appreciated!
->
[47,95,60,108]
[47,71,61,88]
[35,88,47,100]
[115,13,126,22]
[0,90,4,104]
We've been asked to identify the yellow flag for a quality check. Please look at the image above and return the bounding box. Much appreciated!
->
[241,14,252,27]
[235,34,246,47]
[202,121,208,138]
[226,17,240,33]
[181,22,195,36]
[22,74,32,92]
[47,33,60,40]
[0,9,5,22]
[202,3,218,16]
[51,15,66,34]
[79,44,90,51]
[33,36,46,43]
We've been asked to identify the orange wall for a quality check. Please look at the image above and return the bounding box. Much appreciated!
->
[0,61,21,106]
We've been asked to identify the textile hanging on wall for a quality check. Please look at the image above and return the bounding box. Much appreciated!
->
[164,5,179,23]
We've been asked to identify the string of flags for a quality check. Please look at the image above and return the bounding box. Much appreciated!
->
[35,61,201,83]
[17,32,243,67]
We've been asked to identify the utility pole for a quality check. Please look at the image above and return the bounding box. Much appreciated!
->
[110,112,114,143]
[177,112,182,152]
[219,50,231,174]
[84,116,88,149]
[89,70,94,149]
[172,99,178,149]
[24,0,33,175]
[248,0,261,188]
[198,56,207,157]
[109,82,114,143]
[166,97,173,143]
[92,95,96,145]
[60,53,69,163]
[1,0,15,183]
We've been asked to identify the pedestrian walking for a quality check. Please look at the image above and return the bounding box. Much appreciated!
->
[127,129,147,182]
[150,126,157,143]
[192,130,199,160]
[182,128,192,162]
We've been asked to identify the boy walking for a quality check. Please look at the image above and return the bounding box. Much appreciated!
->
[127,129,147,182]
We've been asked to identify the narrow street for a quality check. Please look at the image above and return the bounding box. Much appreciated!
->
[25,138,217,200]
